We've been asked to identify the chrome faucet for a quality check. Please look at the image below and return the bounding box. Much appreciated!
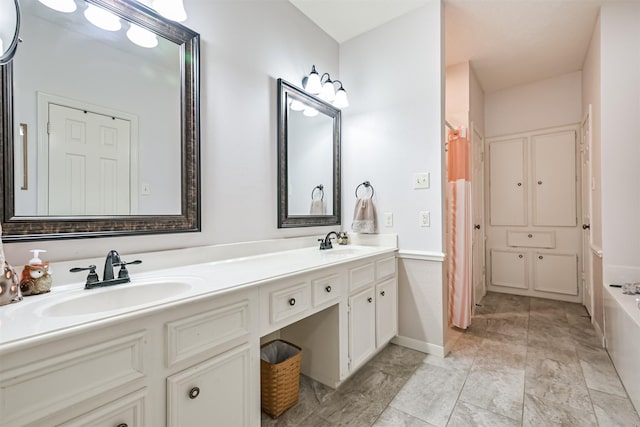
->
[71,250,142,289]
[318,231,339,250]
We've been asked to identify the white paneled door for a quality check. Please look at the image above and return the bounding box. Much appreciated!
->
[471,123,486,309]
[581,105,594,315]
[48,104,131,215]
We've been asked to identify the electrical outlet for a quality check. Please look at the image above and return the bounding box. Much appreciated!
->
[413,172,430,189]
[142,183,151,195]
[384,212,393,227]
[419,211,430,227]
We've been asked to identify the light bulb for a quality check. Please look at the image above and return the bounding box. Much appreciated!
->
[304,66,321,94]
[333,87,349,109]
[152,0,187,22]
[127,24,158,48]
[84,4,121,31]
[290,100,305,111]
[320,81,336,102]
[38,0,77,13]
[303,107,319,117]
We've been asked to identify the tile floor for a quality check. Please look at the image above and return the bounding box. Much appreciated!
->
[261,292,640,426]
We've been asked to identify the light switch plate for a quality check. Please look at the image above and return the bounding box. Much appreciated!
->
[413,173,430,189]
[384,212,393,227]
[419,211,430,227]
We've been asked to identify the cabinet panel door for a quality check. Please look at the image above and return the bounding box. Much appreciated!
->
[167,344,251,427]
[532,130,577,226]
[60,389,147,427]
[489,138,527,225]
[533,252,578,295]
[348,286,375,372]
[490,250,527,289]
[375,279,397,347]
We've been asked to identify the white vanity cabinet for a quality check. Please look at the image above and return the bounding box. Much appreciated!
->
[347,256,398,372]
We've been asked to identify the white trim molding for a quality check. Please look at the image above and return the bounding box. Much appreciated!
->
[392,335,445,357]
[397,250,446,262]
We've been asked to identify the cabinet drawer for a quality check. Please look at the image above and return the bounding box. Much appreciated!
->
[491,250,527,289]
[375,256,396,280]
[311,273,342,307]
[59,388,147,427]
[507,231,555,248]
[269,280,310,325]
[166,300,250,368]
[349,263,374,293]
[0,331,146,427]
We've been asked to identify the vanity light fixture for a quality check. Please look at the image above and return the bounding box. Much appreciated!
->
[290,99,305,111]
[151,0,187,22]
[302,65,349,109]
[38,0,77,13]
[303,107,319,117]
[84,4,121,31]
[127,23,158,48]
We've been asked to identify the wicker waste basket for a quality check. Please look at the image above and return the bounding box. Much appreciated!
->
[260,339,302,418]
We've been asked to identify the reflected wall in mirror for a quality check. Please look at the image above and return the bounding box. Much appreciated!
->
[0,0,20,64]
[1,0,201,241]
[277,79,341,228]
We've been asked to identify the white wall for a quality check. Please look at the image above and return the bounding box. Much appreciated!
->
[340,4,444,253]
[4,0,341,264]
[445,62,469,128]
[485,71,582,137]
[600,2,640,283]
[469,65,485,136]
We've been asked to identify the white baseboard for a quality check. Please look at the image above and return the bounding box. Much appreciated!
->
[392,335,445,357]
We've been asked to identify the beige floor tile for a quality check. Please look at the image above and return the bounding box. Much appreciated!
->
[590,388,640,427]
[458,365,525,421]
[447,401,520,427]
[523,393,597,426]
[373,407,436,427]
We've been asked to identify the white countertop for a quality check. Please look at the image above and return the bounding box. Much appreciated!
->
[0,244,396,351]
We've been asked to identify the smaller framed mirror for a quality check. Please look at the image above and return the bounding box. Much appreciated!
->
[0,0,20,65]
[277,79,341,228]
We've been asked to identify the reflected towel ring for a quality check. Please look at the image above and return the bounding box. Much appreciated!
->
[355,181,374,198]
[311,184,324,201]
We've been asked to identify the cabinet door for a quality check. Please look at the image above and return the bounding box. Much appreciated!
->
[532,131,577,226]
[533,252,578,295]
[167,344,251,427]
[491,250,527,289]
[489,138,527,225]
[375,279,397,347]
[348,286,375,372]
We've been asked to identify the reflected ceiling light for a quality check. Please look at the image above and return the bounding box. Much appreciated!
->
[290,99,305,111]
[84,4,121,31]
[38,0,77,13]
[127,24,158,48]
[302,65,350,109]
[151,0,187,22]
[302,65,321,94]
[303,107,319,117]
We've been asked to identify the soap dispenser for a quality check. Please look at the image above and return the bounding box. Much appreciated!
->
[19,249,52,296]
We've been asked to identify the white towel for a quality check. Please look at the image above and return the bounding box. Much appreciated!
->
[351,197,376,233]
[310,199,326,215]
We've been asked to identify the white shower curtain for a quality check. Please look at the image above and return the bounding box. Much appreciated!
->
[446,128,472,329]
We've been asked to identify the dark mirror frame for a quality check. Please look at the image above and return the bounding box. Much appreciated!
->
[277,78,341,228]
[1,0,201,242]
[0,0,21,65]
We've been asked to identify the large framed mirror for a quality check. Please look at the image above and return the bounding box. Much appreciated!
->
[1,0,200,241]
[277,79,341,228]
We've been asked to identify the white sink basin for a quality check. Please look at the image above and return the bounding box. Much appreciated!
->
[42,281,193,317]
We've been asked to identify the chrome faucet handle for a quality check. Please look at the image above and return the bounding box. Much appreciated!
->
[70,265,99,286]
[116,259,142,279]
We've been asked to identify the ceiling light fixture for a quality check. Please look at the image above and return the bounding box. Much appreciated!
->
[151,0,187,22]
[38,0,77,13]
[302,65,349,109]
[84,4,121,31]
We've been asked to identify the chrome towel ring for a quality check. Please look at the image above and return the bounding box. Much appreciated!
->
[311,184,324,200]
[355,181,374,198]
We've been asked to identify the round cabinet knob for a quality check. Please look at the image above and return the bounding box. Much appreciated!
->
[380,291,385,296]
[116,424,128,427]
[528,234,533,238]
[517,182,522,187]
[367,297,373,303]
[518,254,523,259]
[538,180,543,185]
[325,285,332,293]
[189,387,200,399]
[538,255,544,260]
[289,298,296,306]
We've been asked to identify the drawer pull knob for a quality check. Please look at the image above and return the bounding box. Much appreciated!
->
[325,285,332,293]
[189,387,200,399]
[528,234,533,238]
[367,297,373,303]
[518,254,523,259]
[517,182,522,187]
[380,291,385,296]
[539,255,544,260]
[289,298,296,306]
[117,424,128,427]
[538,180,543,185]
